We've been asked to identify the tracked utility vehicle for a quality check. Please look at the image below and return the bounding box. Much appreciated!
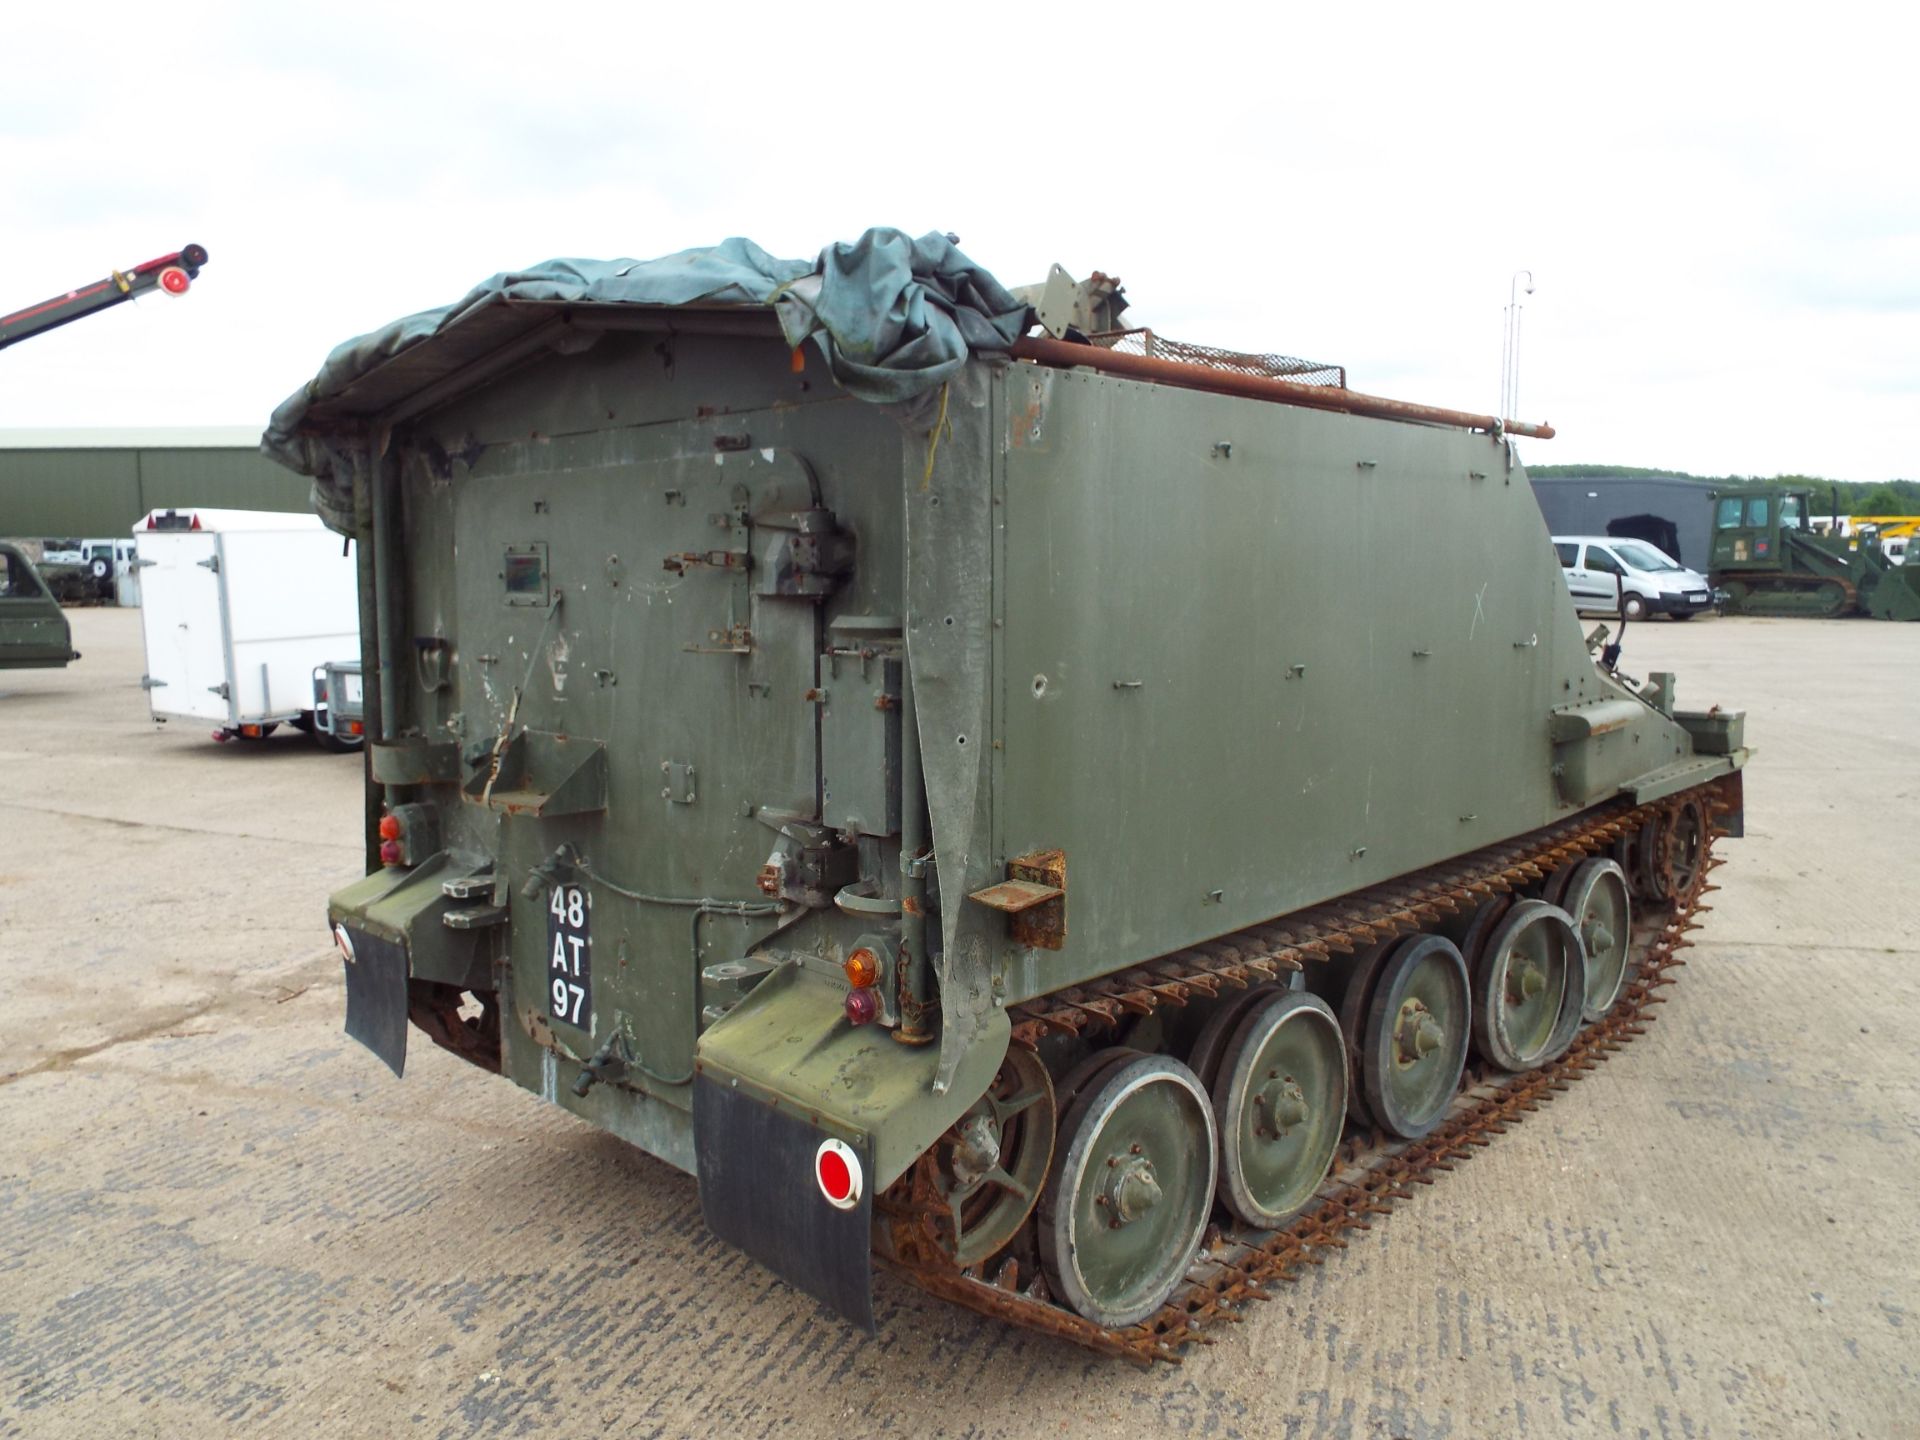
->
[1711,483,1920,620]
[267,231,1747,1359]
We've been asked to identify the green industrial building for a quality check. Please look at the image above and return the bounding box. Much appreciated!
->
[0,428,309,539]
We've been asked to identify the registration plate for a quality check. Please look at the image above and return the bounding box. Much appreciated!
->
[1687,592,1709,603]
[547,884,591,1029]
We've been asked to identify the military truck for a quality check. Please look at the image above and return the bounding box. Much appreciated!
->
[267,230,1747,1358]
[1710,483,1920,620]
[0,541,79,669]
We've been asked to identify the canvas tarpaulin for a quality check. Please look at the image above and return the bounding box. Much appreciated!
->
[261,228,1030,528]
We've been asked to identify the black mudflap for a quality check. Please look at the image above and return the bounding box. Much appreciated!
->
[339,922,409,1078]
[694,1073,876,1333]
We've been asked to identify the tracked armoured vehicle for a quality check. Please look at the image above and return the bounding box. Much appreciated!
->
[266,231,1748,1360]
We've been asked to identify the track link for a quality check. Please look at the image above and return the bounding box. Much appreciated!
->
[881,779,1733,1364]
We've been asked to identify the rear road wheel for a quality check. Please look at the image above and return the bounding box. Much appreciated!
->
[1039,1052,1217,1328]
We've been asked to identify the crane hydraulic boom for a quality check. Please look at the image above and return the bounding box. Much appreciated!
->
[0,243,209,352]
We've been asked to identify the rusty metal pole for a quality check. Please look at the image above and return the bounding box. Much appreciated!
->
[1008,335,1555,440]
[895,660,933,1045]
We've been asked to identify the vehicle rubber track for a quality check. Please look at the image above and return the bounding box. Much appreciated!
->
[881,778,1733,1365]
[1721,573,1855,618]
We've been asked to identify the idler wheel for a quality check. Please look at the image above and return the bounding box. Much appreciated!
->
[932,1046,1057,1267]
[1471,900,1586,1071]
[1659,799,1707,900]
[1038,1051,1217,1328]
[1210,991,1348,1228]
[1359,934,1471,1140]
[1561,858,1633,1021]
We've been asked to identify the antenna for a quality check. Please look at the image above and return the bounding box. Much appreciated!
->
[1499,269,1533,421]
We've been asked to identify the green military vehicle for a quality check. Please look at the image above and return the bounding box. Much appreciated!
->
[1711,482,1920,620]
[267,230,1747,1359]
[0,542,79,669]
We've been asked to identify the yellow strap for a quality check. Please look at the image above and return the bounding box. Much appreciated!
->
[922,381,952,490]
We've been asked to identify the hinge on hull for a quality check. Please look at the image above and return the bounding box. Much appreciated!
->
[207,682,229,699]
[195,554,219,573]
[140,675,166,690]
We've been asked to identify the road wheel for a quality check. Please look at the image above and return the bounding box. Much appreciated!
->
[1621,592,1648,620]
[1039,1051,1217,1328]
[1359,934,1471,1140]
[1563,858,1633,1021]
[1211,991,1347,1228]
[1470,900,1579,1071]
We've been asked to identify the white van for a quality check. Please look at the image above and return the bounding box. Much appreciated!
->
[1551,535,1713,620]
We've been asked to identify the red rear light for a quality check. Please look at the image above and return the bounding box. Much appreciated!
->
[844,988,879,1026]
[347,720,363,736]
[814,1138,862,1209]
[379,839,402,866]
[158,266,191,295]
[378,814,402,841]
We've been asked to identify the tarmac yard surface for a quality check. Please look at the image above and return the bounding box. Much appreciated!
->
[1,609,1915,1439]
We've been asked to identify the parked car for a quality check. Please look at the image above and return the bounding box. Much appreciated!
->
[0,541,80,668]
[39,536,139,602]
[1552,535,1713,620]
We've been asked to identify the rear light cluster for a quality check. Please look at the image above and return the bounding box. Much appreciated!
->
[378,812,403,866]
[842,946,881,1026]
[377,803,439,867]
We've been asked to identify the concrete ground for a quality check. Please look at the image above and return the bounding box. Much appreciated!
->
[1,608,1915,1440]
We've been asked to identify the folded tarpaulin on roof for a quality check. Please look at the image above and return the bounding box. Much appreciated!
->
[261,228,1030,530]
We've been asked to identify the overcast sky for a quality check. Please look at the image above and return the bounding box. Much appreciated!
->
[2,3,1911,481]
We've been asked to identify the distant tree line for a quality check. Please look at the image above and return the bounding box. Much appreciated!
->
[1528,466,1920,517]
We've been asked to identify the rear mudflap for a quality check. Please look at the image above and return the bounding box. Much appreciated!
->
[336,920,409,1077]
[693,1072,876,1332]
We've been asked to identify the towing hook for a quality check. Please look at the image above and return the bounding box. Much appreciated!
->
[571,1032,633,1097]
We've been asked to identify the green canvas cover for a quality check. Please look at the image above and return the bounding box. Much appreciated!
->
[262,228,1029,529]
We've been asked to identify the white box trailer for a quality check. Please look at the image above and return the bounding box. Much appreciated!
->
[134,507,360,743]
